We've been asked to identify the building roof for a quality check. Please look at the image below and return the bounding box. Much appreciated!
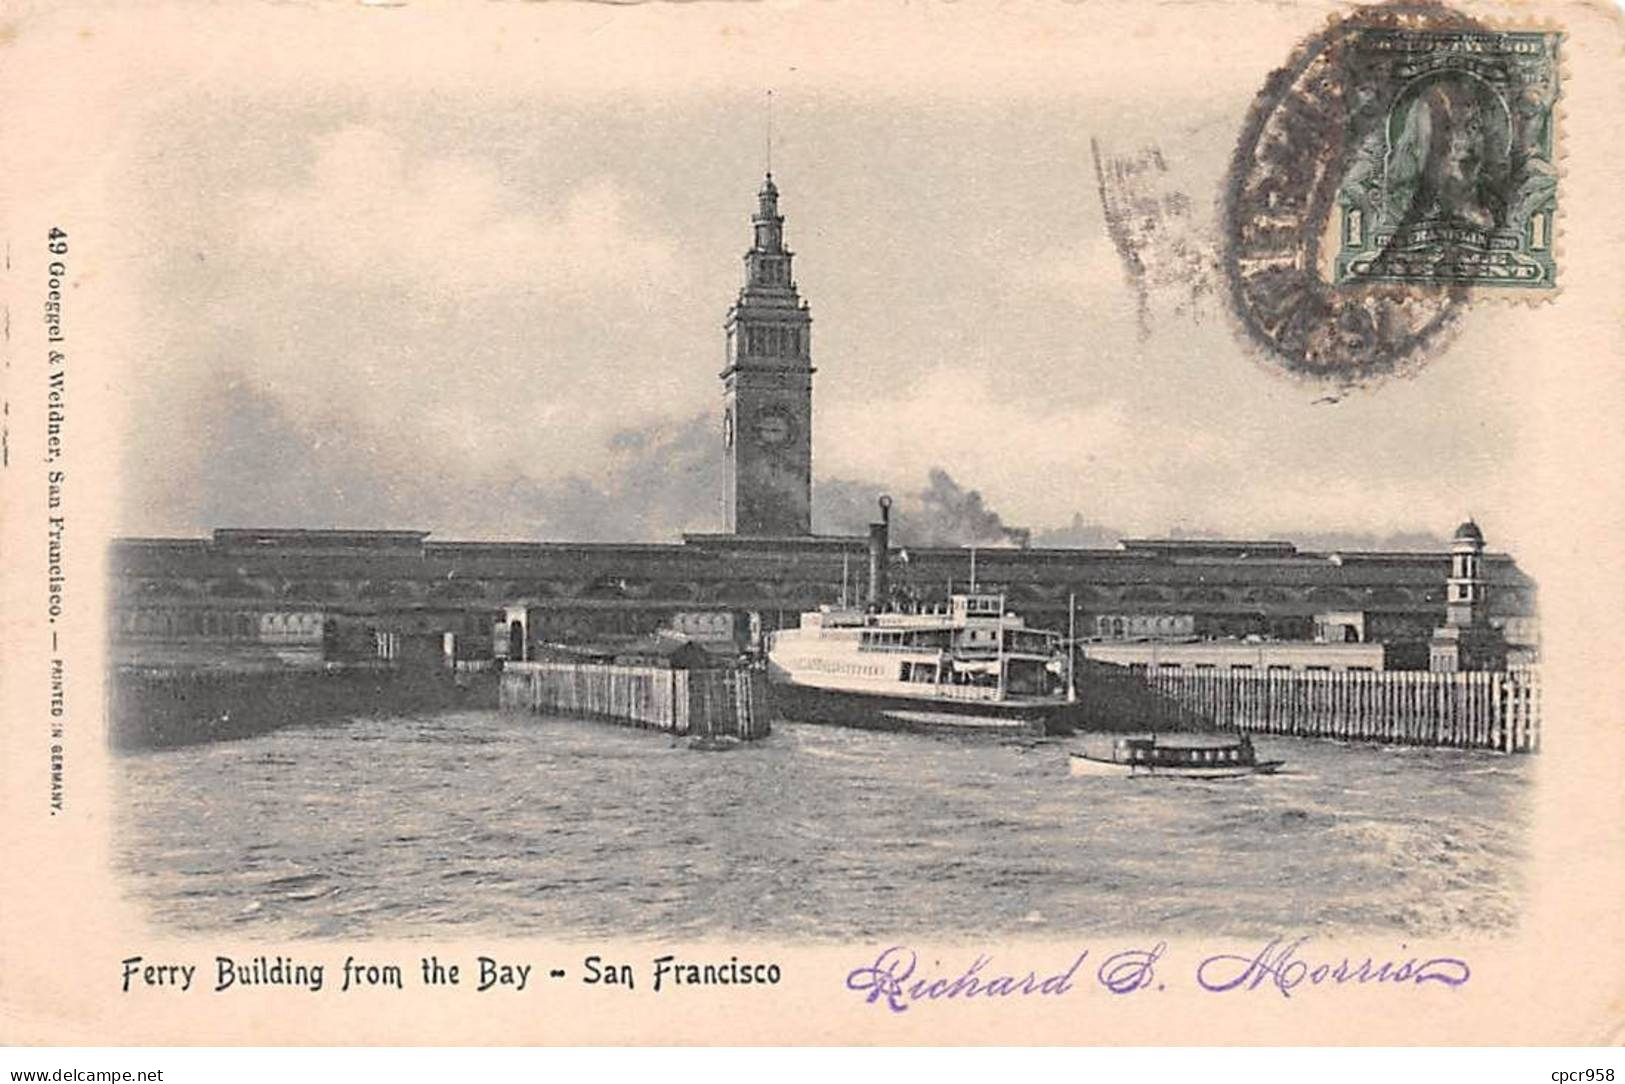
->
[1117,539,1300,557]
[213,528,431,553]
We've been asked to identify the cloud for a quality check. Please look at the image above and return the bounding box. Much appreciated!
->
[238,125,682,300]
[124,374,1470,555]
[126,377,723,541]
[818,367,1132,499]
[122,121,717,522]
[534,415,722,541]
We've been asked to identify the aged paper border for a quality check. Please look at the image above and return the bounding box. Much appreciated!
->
[2,0,1623,1046]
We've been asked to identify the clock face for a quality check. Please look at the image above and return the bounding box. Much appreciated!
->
[754,411,793,447]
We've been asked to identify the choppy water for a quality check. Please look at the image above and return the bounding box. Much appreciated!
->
[115,711,1532,939]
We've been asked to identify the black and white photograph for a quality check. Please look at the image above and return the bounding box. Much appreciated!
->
[2,0,1623,1055]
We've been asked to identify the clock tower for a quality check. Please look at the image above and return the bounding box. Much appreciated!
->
[721,172,814,536]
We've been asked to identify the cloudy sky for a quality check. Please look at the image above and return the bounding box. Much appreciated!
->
[103,5,1538,551]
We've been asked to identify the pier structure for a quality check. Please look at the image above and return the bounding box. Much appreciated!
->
[109,527,1538,672]
[499,661,771,742]
[1135,665,1540,754]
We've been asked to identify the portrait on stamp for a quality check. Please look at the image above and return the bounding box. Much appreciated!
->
[1336,29,1561,287]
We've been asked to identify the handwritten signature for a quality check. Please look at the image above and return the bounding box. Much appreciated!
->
[845,938,1469,1011]
[1195,937,1470,998]
[843,944,1164,1013]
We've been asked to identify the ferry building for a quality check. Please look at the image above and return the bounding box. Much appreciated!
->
[109,174,1538,671]
[721,172,815,538]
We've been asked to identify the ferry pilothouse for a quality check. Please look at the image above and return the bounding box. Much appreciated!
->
[765,499,1084,736]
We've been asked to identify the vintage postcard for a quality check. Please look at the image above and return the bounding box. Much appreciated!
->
[2,0,1623,1048]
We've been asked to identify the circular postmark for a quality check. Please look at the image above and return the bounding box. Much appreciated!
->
[1224,2,1555,385]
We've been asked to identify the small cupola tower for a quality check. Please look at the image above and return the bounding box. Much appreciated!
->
[1430,519,1507,672]
[1444,519,1487,628]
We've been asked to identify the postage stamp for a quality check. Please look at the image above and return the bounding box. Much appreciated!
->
[1224,5,1567,385]
[1335,29,1561,288]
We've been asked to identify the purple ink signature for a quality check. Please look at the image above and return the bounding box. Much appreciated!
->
[1195,937,1471,998]
[843,939,1470,1010]
[843,946,1088,1013]
[843,944,1168,1012]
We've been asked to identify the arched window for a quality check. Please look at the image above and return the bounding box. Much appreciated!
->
[508,620,525,661]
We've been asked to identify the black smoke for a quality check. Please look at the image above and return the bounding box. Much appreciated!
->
[814,468,1030,548]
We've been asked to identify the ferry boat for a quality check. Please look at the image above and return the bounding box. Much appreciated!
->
[1068,734,1284,778]
[766,592,1081,736]
[764,498,1082,736]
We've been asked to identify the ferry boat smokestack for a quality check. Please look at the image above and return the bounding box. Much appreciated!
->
[868,496,892,609]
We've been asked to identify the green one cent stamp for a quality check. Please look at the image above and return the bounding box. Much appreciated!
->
[1335,28,1560,288]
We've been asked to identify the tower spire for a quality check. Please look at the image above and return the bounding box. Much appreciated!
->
[765,89,773,177]
[721,161,814,538]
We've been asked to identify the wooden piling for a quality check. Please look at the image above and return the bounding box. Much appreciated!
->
[499,661,771,741]
[1123,665,1539,753]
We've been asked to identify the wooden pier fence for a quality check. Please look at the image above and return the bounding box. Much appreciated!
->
[1132,666,1540,753]
[499,661,772,741]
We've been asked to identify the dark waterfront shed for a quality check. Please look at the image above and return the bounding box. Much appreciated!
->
[612,637,728,670]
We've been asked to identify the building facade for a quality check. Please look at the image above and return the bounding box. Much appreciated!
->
[721,174,814,537]
[1082,639,1387,672]
[109,527,1538,671]
[1093,613,1197,640]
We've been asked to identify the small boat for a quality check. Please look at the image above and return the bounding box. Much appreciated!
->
[1069,734,1283,778]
